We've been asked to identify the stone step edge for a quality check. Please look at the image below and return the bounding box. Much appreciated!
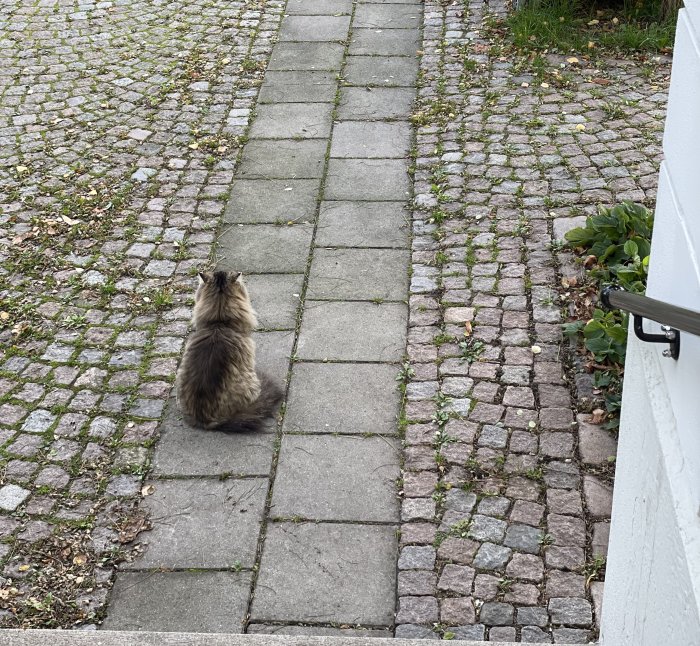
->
[0,630,586,646]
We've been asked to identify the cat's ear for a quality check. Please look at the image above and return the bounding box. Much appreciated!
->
[234,272,243,283]
[198,272,210,285]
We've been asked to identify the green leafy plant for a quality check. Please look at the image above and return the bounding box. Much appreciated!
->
[459,338,485,363]
[564,201,654,429]
[593,370,623,430]
[581,554,607,587]
[396,362,415,384]
[580,308,628,364]
[565,201,652,291]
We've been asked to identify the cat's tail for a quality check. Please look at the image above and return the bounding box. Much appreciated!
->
[213,372,284,433]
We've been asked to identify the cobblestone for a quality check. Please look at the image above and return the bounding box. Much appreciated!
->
[0,0,281,627]
[398,0,665,639]
[473,542,512,571]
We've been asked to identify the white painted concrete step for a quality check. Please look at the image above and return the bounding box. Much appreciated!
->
[0,630,586,646]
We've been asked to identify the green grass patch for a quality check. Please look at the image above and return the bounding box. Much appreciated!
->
[506,0,677,53]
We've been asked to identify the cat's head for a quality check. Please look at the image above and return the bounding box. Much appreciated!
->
[197,270,246,294]
[193,270,256,327]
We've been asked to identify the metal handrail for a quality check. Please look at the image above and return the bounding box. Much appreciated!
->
[601,287,700,337]
[600,286,700,360]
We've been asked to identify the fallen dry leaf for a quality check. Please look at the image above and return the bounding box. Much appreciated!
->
[141,484,155,497]
[118,512,149,544]
[61,214,81,226]
[590,408,606,424]
[11,232,33,245]
[464,321,473,337]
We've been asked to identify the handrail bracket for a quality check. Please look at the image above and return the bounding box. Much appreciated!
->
[632,315,680,360]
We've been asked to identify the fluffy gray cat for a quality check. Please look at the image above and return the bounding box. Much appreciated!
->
[176,271,282,432]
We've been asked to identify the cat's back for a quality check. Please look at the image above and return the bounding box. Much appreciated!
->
[181,325,251,378]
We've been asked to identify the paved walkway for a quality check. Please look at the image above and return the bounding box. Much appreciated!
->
[0,0,672,639]
[104,0,419,634]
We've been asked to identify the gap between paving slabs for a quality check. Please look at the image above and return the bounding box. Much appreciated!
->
[104,0,421,636]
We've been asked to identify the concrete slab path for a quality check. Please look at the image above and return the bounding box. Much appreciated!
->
[103,0,418,635]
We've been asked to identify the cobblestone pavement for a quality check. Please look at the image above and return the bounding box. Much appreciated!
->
[396,0,670,642]
[0,0,283,628]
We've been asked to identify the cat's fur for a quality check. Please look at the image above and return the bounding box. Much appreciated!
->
[176,270,282,432]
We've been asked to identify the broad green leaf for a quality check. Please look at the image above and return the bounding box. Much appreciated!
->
[623,239,638,257]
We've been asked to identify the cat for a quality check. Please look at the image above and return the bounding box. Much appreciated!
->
[176,270,283,432]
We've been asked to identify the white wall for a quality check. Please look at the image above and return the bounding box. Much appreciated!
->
[600,4,700,644]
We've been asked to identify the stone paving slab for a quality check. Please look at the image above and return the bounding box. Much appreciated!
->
[282,362,401,435]
[285,0,353,15]
[253,331,295,380]
[238,140,328,178]
[278,15,351,42]
[270,434,400,521]
[330,121,412,158]
[224,179,320,224]
[325,159,412,201]
[153,402,276,476]
[296,301,407,362]
[0,633,538,646]
[245,273,304,330]
[269,42,346,71]
[354,4,421,29]
[343,56,419,86]
[218,224,313,273]
[128,479,267,569]
[251,522,398,625]
[338,87,416,119]
[307,247,409,301]
[248,626,391,637]
[102,572,252,633]
[349,29,422,56]
[316,201,409,248]
[259,71,338,104]
[249,103,333,140]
